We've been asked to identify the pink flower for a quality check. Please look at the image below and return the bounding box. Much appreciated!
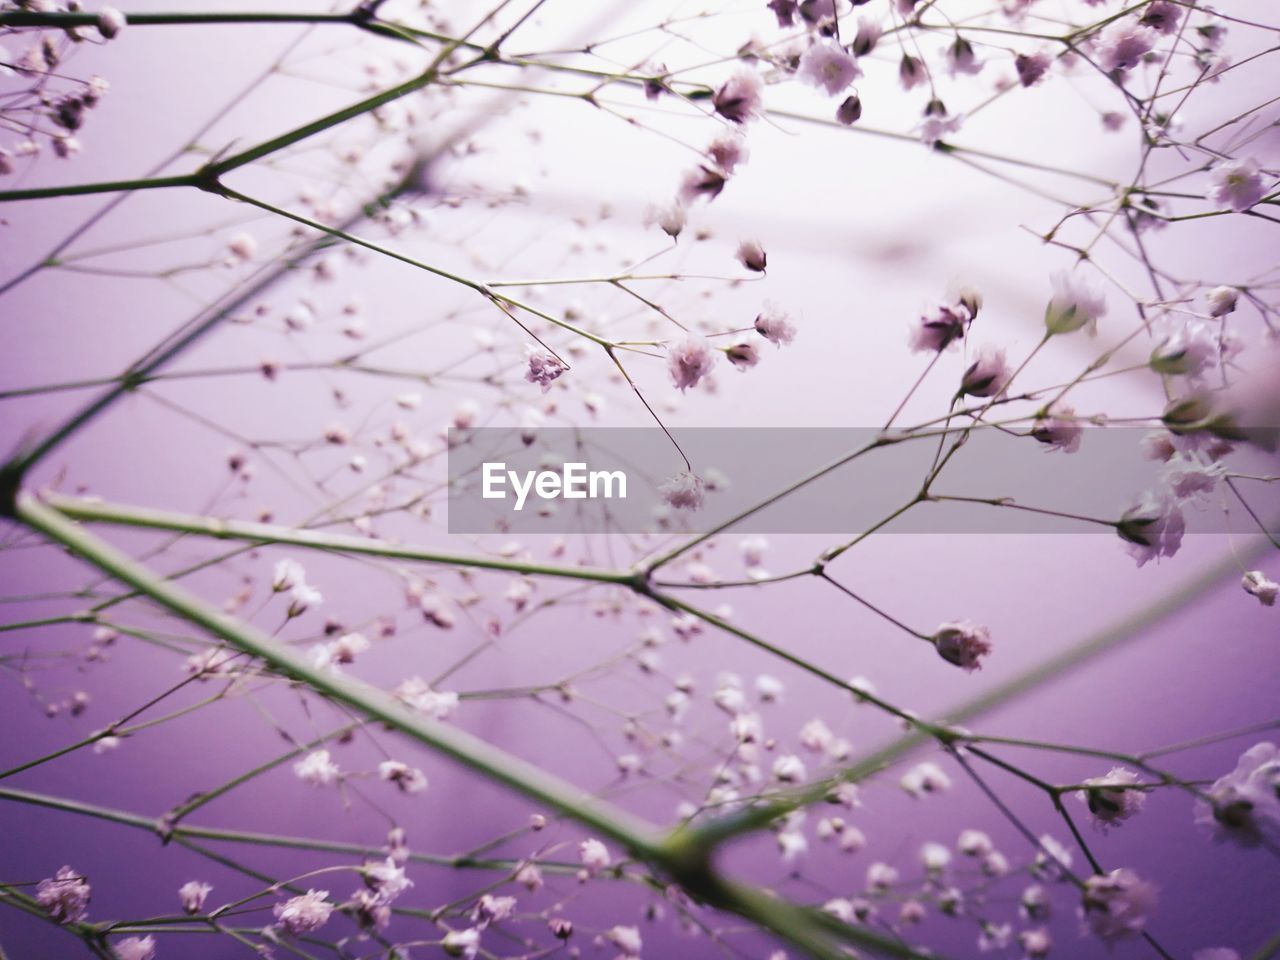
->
[919,101,963,146]
[706,132,749,174]
[36,866,91,924]
[579,838,611,874]
[395,677,459,719]
[667,335,715,390]
[1077,767,1148,828]
[442,928,481,958]
[113,937,156,960]
[959,344,1011,397]
[1139,1,1182,34]
[755,302,796,345]
[1080,869,1157,942]
[1031,403,1083,452]
[726,341,761,369]
[852,18,881,56]
[1149,319,1216,377]
[1209,158,1267,212]
[659,471,705,510]
[931,620,993,671]
[1195,742,1280,846]
[1095,21,1156,73]
[768,0,798,28]
[797,42,862,96]
[678,165,727,204]
[909,301,973,353]
[1117,490,1185,566]
[1047,270,1107,335]
[836,95,863,125]
[646,201,686,239]
[713,70,764,123]
[945,36,983,76]
[294,749,340,787]
[379,759,429,793]
[1242,570,1278,606]
[178,881,212,915]
[1206,286,1239,317]
[96,7,126,39]
[900,54,928,91]
[1015,51,1052,87]
[525,345,567,392]
[737,239,767,272]
[274,890,334,936]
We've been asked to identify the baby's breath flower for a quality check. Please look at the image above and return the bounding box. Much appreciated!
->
[1080,868,1157,942]
[667,336,715,391]
[113,937,155,960]
[797,41,861,96]
[659,471,705,511]
[294,749,340,788]
[36,867,90,923]
[1210,158,1267,212]
[273,890,333,936]
[1077,767,1148,828]
[1046,271,1107,336]
[931,620,993,671]
[178,881,212,915]
[1242,570,1279,606]
[712,70,764,124]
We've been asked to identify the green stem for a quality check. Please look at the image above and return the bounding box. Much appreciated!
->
[42,493,637,585]
[13,491,665,859]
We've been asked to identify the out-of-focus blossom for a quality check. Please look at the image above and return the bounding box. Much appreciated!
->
[1117,490,1185,566]
[525,345,567,392]
[379,759,429,793]
[113,937,155,960]
[274,890,334,936]
[442,927,481,959]
[902,761,953,797]
[755,302,797,345]
[659,471,705,510]
[1046,271,1107,335]
[1195,742,1280,847]
[797,41,861,96]
[607,925,643,957]
[1149,318,1217,378]
[836,94,863,125]
[97,7,127,39]
[580,838,611,874]
[959,345,1010,397]
[1242,570,1278,606]
[1206,286,1239,317]
[1020,928,1052,958]
[36,867,91,923]
[1078,767,1148,828]
[946,36,983,76]
[1080,868,1157,942]
[1210,158,1267,212]
[737,239,767,272]
[1095,21,1156,74]
[713,70,764,123]
[1032,402,1083,452]
[1140,1,1182,33]
[932,620,992,671]
[668,336,715,390]
[395,677,460,719]
[646,201,686,239]
[294,749,340,787]
[179,881,212,915]
[1016,51,1052,87]
[472,893,515,927]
